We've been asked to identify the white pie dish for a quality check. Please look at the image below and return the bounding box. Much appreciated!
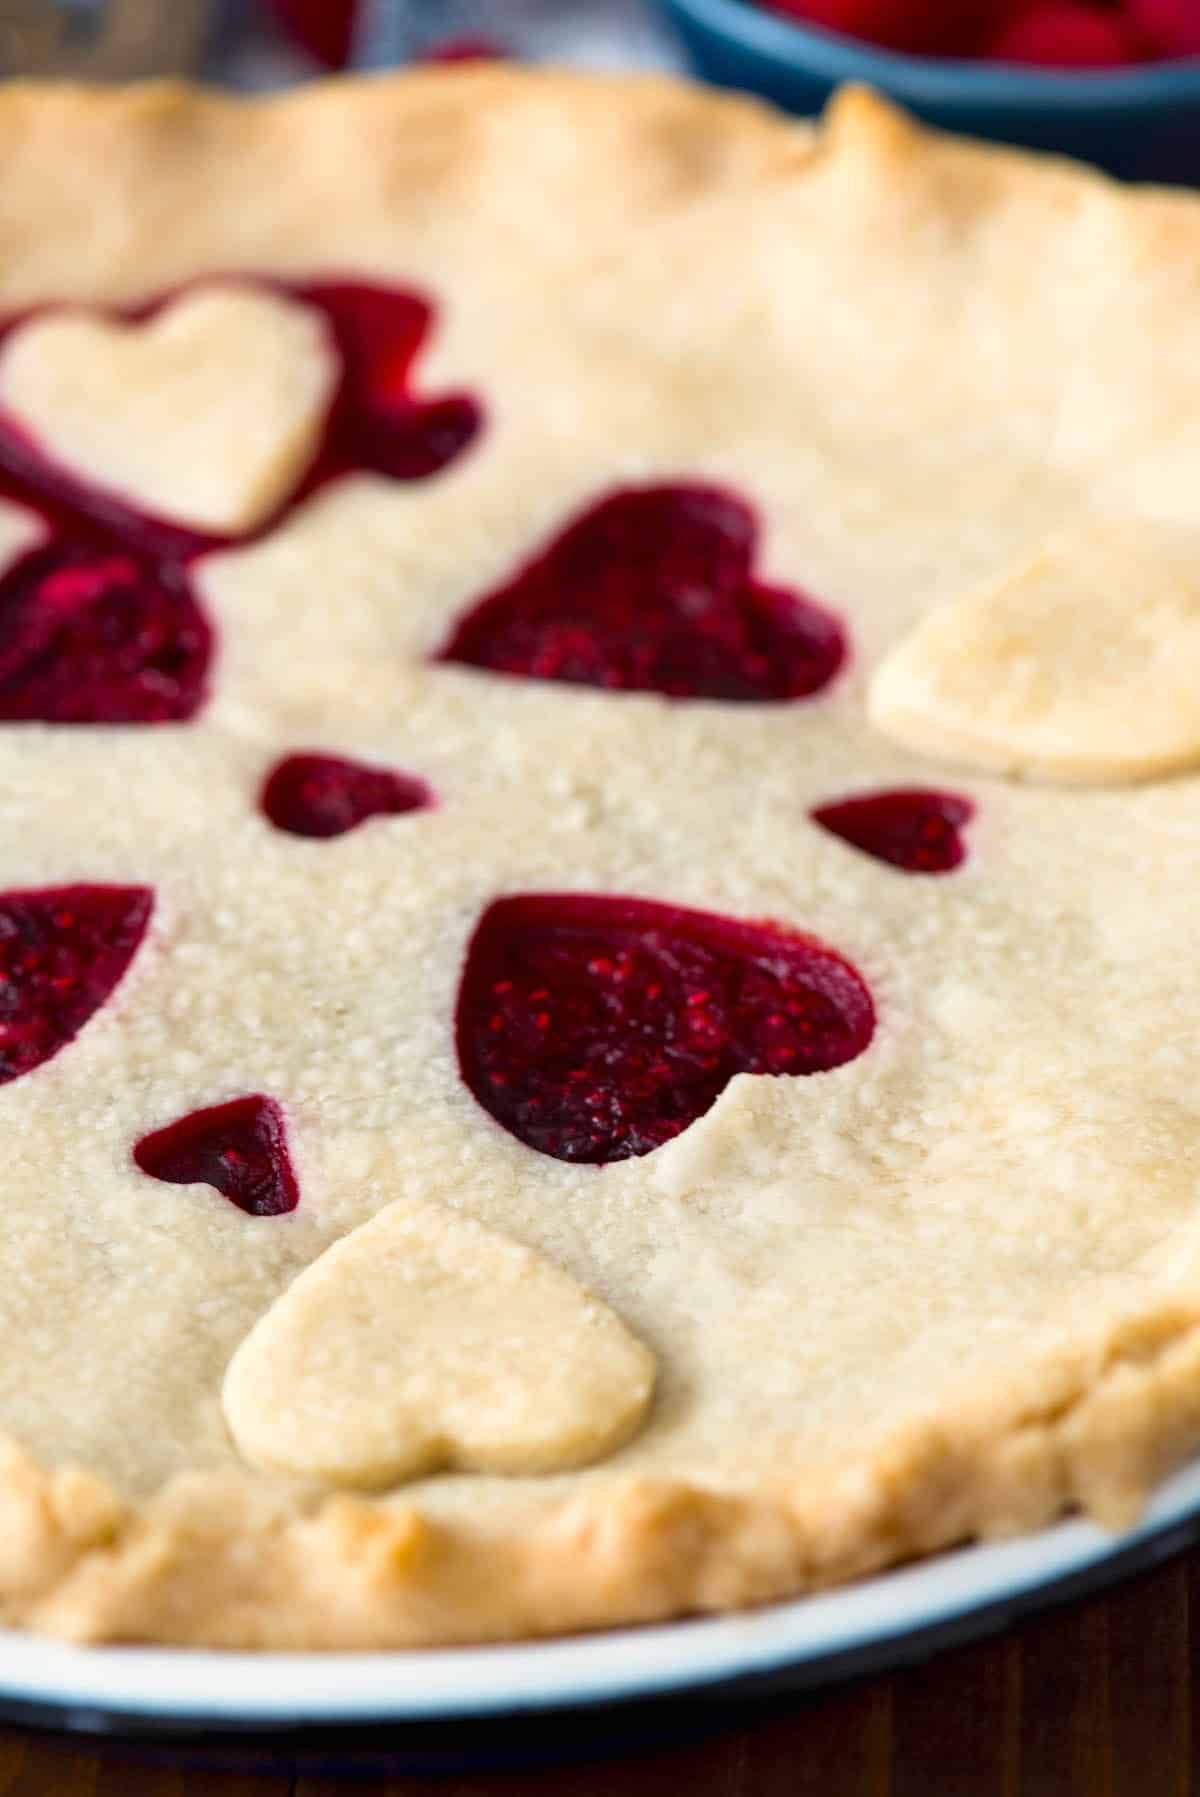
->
[1,1453,1198,1736]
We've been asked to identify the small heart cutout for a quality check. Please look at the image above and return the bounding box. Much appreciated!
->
[0,539,211,723]
[869,524,1200,784]
[811,788,974,873]
[222,1198,656,1487]
[0,884,153,1085]
[455,894,875,1164]
[0,285,338,536]
[134,1095,299,1217]
[260,753,433,839]
[437,484,846,702]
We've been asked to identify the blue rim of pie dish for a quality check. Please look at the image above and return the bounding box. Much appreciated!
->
[660,0,1200,181]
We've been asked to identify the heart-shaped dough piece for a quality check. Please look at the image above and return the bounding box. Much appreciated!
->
[869,523,1200,784]
[222,1199,656,1488]
[0,285,338,535]
[0,497,43,576]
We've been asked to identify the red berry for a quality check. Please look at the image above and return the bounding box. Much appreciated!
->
[438,484,846,704]
[759,0,1004,55]
[267,0,357,69]
[456,895,875,1164]
[1126,0,1200,57]
[135,1097,300,1218]
[983,3,1136,65]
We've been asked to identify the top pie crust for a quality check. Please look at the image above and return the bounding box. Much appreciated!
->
[2,68,1200,1649]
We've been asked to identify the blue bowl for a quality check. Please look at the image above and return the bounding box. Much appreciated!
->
[660,0,1200,182]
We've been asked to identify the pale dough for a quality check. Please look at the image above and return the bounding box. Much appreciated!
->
[870,521,1200,781]
[223,1197,655,1486]
[0,73,1196,1647]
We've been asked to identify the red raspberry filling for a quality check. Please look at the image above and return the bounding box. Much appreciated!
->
[0,884,153,1085]
[297,281,482,490]
[134,1096,300,1217]
[811,788,974,873]
[0,540,210,724]
[439,486,846,703]
[455,894,875,1164]
[261,752,433,839]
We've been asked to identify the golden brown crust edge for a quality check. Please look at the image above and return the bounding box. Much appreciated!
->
[1,68,1200,1647]
[0,64,819,309]
[6,1299,1200,1647]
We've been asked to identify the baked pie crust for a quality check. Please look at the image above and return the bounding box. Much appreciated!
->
[2,68,1200,1648]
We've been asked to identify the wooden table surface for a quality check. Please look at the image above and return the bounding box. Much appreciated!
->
[0,1543,1194,1796]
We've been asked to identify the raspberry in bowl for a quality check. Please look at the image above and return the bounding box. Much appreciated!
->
[660,0,1200,178]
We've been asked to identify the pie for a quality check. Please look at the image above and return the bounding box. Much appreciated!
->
[1,67,1200,1651]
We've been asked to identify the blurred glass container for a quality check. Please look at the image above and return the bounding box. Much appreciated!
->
[0,0,214,77]
[0,1,680,86]
[350,0,679,67]
[266,0,680,72]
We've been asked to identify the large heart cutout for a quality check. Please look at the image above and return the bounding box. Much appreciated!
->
[222,1198,656,1487]
[869,523,1200,784]
[455,894,875,1164]
[0,284,338,537]
[438,484,846,702]
[0,884,153,1085]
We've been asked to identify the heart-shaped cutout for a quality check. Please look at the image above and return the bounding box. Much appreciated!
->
[260,752,434,839]
[0,285,338,536]
[222,1198,656,1487]
[437,484,846,702]
[134,1096,300,1218]
[0,538,211,723]
[869,524,1200,784]
[0,884,153,1085]
[455,894,875,1164]
[811,787,974,873]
